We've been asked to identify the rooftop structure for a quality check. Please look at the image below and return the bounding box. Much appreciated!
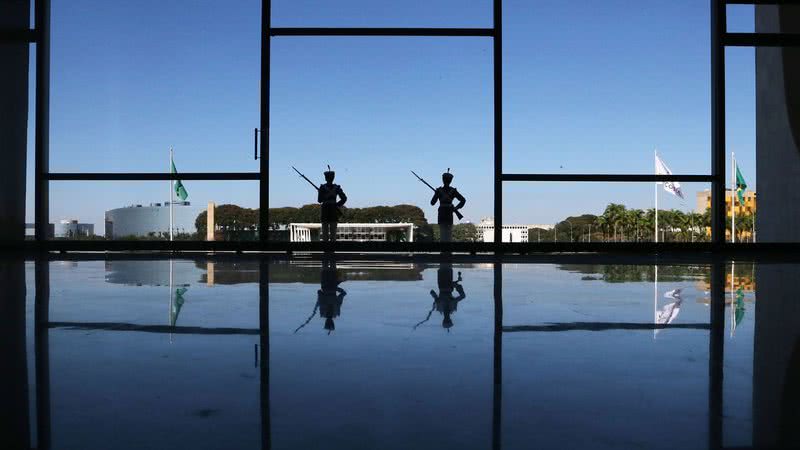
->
[476,218,554,243]
[288,223,415,242]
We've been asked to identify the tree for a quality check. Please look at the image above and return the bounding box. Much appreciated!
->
[593,215,608,242]
[628,209,645,241]
[602,204,627,241]
[196,204,432,241]
[453,223,481,242]
[643,209,656,242]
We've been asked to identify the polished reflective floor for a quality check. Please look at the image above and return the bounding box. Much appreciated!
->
[2,256,795,449]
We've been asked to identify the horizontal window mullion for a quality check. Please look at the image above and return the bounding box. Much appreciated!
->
[0,29,37,43]
[270,27,495,37]
[502,174,714,182]
[48,172,261,181]
[725,0,798,5]
[724,32,800,47]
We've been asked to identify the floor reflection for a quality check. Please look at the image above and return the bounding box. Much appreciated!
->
[2,256,793,449]
[415,263,466,330]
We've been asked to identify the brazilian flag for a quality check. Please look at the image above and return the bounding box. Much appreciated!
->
[171,159,189,201]
[735,165,747,205]
[171,287,188,327]
[734,287,746,326]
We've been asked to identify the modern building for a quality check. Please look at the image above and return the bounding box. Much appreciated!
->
[696,189,757,216]
[105,201,200,239]
[696,189,757,240]
[476,218,554,243]
[288,223,415,242]
[53,219,94,238]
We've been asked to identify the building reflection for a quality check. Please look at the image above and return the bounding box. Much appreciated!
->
[197,260,425,285]
[102,260,428,329]
[558,263,757,336]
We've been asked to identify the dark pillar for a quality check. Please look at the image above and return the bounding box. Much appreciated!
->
[492,263,502,450]
[708,261,725,450]
[754,264,800,448]
[0,257,31,450]
[0,0,31,242]
[35,258,51,450]
[259,258,271,450]
[756,5,800,241]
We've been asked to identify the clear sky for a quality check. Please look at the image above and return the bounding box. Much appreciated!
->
[28,0,758,228]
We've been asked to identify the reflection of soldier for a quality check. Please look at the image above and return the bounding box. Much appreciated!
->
[430,169,466,242]
[318,167,347,242]
[415,264,466,330]
[294,259,346,334]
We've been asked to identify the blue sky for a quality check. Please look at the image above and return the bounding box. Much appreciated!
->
[29,0,757,228]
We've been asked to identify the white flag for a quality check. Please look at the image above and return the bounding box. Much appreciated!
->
[655,289,683,337]
[655,153,684,199]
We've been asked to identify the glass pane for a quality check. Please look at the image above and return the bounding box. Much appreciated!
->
[269,261,493,447]
[269,37,492,242]
[502,263,711,449]
[726,47,756,243]
[504,1,711,175]
[50,0,261,173]
[50,181,258,240]
[45,259,261,449]
[272,0,492,28]
[500,182,713,243]
[723,261,756,448]
[727,4,755,33]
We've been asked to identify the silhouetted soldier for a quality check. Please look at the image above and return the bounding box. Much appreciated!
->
[318,259,346,332]
[430,169,465,242]
[415,263,466,330]
[318,166,347,242]
[293,259,347,335]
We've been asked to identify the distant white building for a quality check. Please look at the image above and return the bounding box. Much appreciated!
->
[54,219,94,238]
[105,202,200,239]
[288,223,414,242]
[476,217,553,243]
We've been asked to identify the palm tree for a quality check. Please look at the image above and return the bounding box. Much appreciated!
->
[659,209,676,242]
[675,210,693,242]
[687,212,704,242]
[603,203,626,242]
[594,215,608,242]
[629,209,645,241]
[644,209,656,242]
[737,213,754,242]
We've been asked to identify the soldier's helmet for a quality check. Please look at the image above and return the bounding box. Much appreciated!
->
[442,168,454,184]
[324,165,335,183]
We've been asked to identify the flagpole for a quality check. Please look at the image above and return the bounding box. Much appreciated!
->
[730,261,735,337]
[169,258,174,342]
[731,151,736,244]
[654,265,658,339]
[170,146,174,242]
[654,149,658,243]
